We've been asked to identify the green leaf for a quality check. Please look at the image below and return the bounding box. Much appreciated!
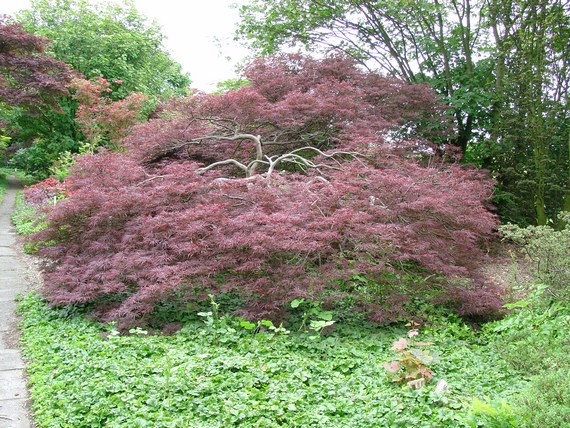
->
[197,312,212,318]
[317,311,333,321]
[409,348,433,365]
[503,300,530,309]
[239,320,256,330]
[290,298,305,308]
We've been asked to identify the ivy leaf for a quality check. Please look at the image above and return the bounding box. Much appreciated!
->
[290,298,305,308]
[239,320,256,330]
[415,341,434,347]
[317,311,333,321]
[409,348,433,365]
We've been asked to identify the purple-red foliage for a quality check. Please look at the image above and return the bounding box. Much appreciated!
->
[71,77,147,149]
[34,55,501,324]
[24,177,67,206]
[125,54,447,166]
[448,286,506,321]
[0,19,74,109]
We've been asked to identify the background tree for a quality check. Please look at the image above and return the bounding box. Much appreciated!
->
[0,17,73,108]
[3,0,190,178]
[17,0,190,99]
[238,0,492,152]
[0,17,78,175]
[71,77,147,152]
[482,0,570,226]
[33,55,501,325]
[238,0,570,226]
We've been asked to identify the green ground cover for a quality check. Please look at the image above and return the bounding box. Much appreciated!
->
[18,292,536,428]
[0,169,7,202]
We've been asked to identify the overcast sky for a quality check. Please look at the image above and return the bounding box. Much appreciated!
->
[2,0,250,91]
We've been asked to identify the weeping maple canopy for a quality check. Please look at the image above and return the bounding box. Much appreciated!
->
[0,18,74,108]
[34,55,502,324]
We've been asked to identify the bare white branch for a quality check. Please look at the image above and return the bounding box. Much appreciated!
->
[136,175,167,186]
[263,146,364,177]
[197,159,248,175]
[191,133,259,143]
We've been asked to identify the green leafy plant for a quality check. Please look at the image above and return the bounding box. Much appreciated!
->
[0,170,7,203]
[466,398,519,428]
[196,295,240,345]
[500,217,570,301]
[483,282,570,427]
[515,368,570,427]
[0,133,10,163]
[290,298,334,333]
[18,292,529,427]
[197,294,224,329]
[11,191,54,254]
[239,319,290,337]
[308,319,335,338]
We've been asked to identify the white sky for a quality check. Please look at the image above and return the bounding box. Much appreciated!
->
[2,0,250,91]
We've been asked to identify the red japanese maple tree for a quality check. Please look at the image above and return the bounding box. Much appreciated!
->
[71,77,147,150]
[34,55,502,324]
[0,18,74,109]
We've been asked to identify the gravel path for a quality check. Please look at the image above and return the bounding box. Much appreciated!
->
[0,177,34,428]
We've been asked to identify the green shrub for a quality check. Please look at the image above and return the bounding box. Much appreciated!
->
[485,287,570,427]
[12,192,48,234]
[516,368,570,427]
[11,191,50,253]
[0,170,7,202]
[466,398,519,428]
[500,217,570,301]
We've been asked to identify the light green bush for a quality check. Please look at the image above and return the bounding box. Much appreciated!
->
[485,286,570,428]
[500,215,570,301]
[517,368,570,428]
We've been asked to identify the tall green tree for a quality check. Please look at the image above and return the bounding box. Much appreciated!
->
[485,0,570,225]
[238,0,570,226]
[0,18,79,176]
[17,0,190,100]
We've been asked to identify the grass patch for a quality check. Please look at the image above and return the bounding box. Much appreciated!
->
[11,191,50,252]
[18,293,528,428]
[0,168,8,203]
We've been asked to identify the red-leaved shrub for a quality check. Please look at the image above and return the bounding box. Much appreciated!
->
[34,55,502,324]
[24,177,67,206]
[72,77,147,150]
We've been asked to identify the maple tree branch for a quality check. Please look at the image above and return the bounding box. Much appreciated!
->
[265,146,364,177]
[191,133,263,177]
[191,133,259,143]
[136,175,167,186]
[189,115,241,134]
[197,159,248,175]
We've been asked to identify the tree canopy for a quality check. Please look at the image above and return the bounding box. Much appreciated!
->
[32,55,501,324]
[16,0,190,99]
[0,18,79,175]
[0,17,74,109]
[2,0,189,178]
[238,0,570,226]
